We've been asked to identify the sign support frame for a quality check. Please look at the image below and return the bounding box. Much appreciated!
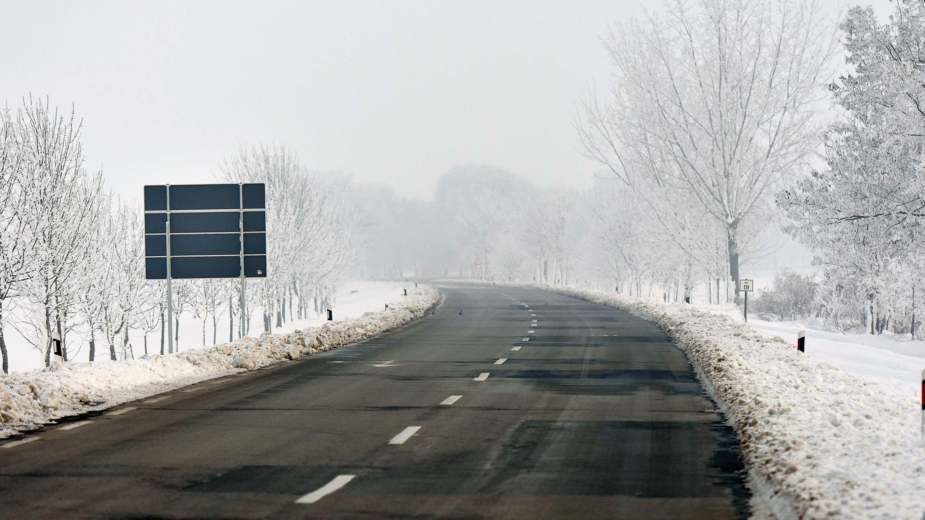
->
[166,184,174,354]
[238,183,246,338]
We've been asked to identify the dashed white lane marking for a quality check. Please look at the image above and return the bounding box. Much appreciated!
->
[182,387,204,393]
[295,474,356,504]
[521,337,530,342]
[389,426,422,445]
[511,346,522,351]
[494,358,508,365]
[106,407,137,416]
[531,313,537,317]
[528,330,535,334]
[2,437,39,448]
[329,360,346,364]
[59,420,93,431]
[440,395,463,406]
[474,372,490,382]
[144,396,170,404]
[372,360,395,368]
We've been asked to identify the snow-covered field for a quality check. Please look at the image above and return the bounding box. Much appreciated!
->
[0,284,439,439]
[3,280,413,373]
[550,286,925,520]
[698,304,925,390]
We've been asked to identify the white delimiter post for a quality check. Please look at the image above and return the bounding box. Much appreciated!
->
[165,185,174,354]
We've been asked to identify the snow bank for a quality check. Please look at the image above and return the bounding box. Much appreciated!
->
[0,285,440,439]
[550,286,925,520]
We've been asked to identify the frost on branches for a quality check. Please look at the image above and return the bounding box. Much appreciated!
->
[779,1,925,334]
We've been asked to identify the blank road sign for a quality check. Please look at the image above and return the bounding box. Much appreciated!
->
[143,183,267,280]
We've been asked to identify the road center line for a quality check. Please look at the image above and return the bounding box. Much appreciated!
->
[494,358,508,365]
[511,346,522,351]
[474,372,490,381]
[440,395,462,406]
[295,475,356,504]
[106,407,137,416]
[2,437,39,449]
[59,421,93,431]
[389,426,422,445]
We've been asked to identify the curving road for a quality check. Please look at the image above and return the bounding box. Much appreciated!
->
[0,283,750,518]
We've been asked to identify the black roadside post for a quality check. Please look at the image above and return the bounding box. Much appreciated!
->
[327,309,333,321]
[741,279,754,323]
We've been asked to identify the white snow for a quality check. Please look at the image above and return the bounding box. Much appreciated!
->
[0,285,439,439]
[548,286,925,520]
[3,280,415,373]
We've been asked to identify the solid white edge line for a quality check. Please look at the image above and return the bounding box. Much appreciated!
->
[440,395,462,406]
[2,437,39,448]
[59,420,93,431]
[144,396,169,404]
[474,372,490,381]
[388,426,422,445]
[295,474,356,504]
[511,346,522,351]
[494,358,507,365]
[106,407,137,416]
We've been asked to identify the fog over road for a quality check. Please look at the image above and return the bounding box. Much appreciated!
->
[0,284,749,518]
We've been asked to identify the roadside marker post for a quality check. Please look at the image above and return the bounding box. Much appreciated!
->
[327,309,333,321]
[921,369,924,440]
[741,279,754,323]
[797,330,805,353]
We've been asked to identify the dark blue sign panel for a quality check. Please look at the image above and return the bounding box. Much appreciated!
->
[143,183,267,280]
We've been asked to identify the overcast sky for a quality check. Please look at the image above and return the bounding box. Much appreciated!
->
[0,0,894,203]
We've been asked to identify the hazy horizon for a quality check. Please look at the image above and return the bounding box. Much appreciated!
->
[0,0,896,204]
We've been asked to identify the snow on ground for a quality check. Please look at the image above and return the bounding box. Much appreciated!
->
[0,284,439,440]
[548,285,925,520]
[698,304,925,390]
[3,280,413,373]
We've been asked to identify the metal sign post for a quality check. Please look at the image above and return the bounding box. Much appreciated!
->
[165,185,174,354]
[144,183,267,349]
[741,278,754,322]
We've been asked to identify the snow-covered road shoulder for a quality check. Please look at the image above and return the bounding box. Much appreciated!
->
[0,285,440,439]
[552,286,925,520]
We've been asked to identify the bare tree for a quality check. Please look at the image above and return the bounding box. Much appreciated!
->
[0,106,34,373]
[580,0,838,301]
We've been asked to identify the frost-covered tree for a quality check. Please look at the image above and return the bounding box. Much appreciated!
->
[0,106,33,373]
[581,0,838,301]
[15,96,104,365]
[779,1,925,333]
[222,146,353,333]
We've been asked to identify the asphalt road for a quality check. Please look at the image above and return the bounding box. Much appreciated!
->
[0,284,750,519]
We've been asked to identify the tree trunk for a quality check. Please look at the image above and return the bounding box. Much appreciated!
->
[56,315,67,361]
[0,300,8,374]
[143,334,148,356]
[726,224,741,304]
[43,301,53,367]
